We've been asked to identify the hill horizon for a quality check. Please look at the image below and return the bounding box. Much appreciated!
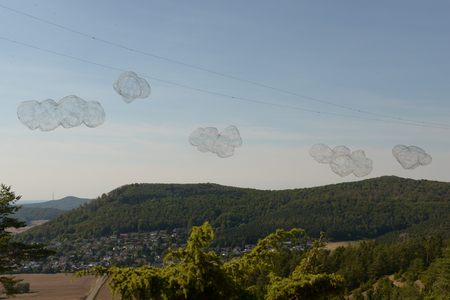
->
[21,196,93,211]
[13,175,450,246]
[16,175,450,204]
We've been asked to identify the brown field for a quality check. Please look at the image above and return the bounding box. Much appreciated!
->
[6,220,50,235]
[94,277,120,300]
[29,220,50,226]
[0,273,98,300]
[324,240,361,251]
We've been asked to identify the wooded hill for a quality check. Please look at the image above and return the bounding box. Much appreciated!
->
[21,196,93,211]
[14,176,450,246]
[12,207,65,224]
[12,196,93,224]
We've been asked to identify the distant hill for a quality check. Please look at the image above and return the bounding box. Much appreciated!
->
[12,207,66,224]
[14,176,450,246]
[22,196,93,211]
[12,196,93,224]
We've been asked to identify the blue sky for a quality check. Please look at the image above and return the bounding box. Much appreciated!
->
[0,1,449,200]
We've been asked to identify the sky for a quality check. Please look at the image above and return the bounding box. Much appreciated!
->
[0,1,449,200]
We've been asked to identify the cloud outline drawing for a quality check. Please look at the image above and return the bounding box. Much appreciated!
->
[189,126,242,158]
[310,143,373,177]
[392,145,432,170]
[17,95,106,131]
[113,71,151,103]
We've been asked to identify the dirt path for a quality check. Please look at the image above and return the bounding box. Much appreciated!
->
[94,277,120,300]
[86,276,105,300]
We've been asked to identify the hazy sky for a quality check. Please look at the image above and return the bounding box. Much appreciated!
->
[0,1,449,200]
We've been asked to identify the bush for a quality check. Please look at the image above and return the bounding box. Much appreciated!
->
[17,282,30,293]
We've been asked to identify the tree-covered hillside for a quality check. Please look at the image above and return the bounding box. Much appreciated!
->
[377,213,450,243]
[11,196,92,225]
[12,207,65,224]
[14,176,450,246]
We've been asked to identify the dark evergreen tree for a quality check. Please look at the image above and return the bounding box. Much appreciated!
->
[0,184,55,297]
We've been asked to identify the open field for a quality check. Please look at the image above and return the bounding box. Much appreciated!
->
[29,220,50,226]
[5,220,50,235]
[324,240,361,251]
[0,273,98,300]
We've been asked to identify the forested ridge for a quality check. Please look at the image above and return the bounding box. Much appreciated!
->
[12,207,65,224]
[14,176,450,246]
[11,196,92,225]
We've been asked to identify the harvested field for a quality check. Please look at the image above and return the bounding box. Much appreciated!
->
[324,240,361,252]
[94,277,120,300]
[30,220,50,226]
[0,273,98,300]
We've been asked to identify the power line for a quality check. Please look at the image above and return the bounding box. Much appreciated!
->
[1,36,449,131]
[1,4,449,129]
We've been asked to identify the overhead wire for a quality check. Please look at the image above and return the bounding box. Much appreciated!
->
[1,4,449,129]
[1,36,449,131]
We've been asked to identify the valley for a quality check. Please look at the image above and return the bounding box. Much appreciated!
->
[6,176,450,299]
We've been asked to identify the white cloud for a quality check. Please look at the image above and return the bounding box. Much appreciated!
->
[189,126,242,158]
[17,95,105,131]
[310,144,373,177]
[113,71,151,103]
[392,145,432,170]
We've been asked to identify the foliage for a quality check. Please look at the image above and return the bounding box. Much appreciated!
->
[0,184,55,297]
[15,176,450,246]
[377,213,450,244]
[315,235,443,290]
[265,235,345,299]
[312,238,450,299]
[16,282,30,293]
[74,222,345,299]
[421,248,450,299]
[247,234,450,299]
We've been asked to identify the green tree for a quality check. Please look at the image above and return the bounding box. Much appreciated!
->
[395,280,423,300]
[264,234,346,300]
[422,248,450,299]
[99,249,106,257]
[0,184,55,297]
[16,282,30,293]
[75,222,345,299]
[372,277,396,299]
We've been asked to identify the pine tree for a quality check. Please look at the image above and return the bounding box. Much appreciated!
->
[0,184,55,297]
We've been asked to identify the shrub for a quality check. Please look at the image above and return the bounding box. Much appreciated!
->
[16,282,30,293]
